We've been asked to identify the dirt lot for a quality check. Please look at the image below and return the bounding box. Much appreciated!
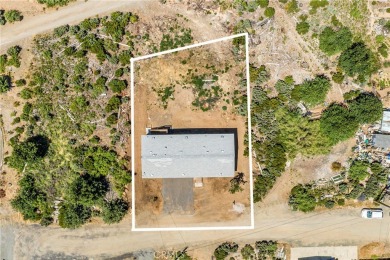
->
[133,41,251,228]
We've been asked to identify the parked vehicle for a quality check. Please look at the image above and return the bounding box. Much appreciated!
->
[361,208,383,219]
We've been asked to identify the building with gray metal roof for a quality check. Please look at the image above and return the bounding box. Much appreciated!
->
[372,134,390,150]
[141,134,235,178]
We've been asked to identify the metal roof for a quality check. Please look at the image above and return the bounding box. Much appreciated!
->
[141,134,235,178]
[381,111,390,133]
[372,134,390,149]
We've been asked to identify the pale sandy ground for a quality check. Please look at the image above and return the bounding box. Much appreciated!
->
[1,0,390,259]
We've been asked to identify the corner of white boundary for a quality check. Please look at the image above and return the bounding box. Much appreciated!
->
[130,32,254,231]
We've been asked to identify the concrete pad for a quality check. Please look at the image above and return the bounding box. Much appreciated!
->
[290,246,358,260]
[162,178,194,214]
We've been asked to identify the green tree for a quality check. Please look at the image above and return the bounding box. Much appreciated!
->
[256,240,278,257]
[264,7,275,17]
[4,10,23,23]
[291,75,331,107]
[296,21,310,35]
[331,71,344,84]
[241,244,255,260]
[108,79,127,93]
[0,10,6,25]
[58,203,91,229]
[286,0,299,13]
[6,45,22,68]
[319,27,352,56]
[289,184,316,212]
[348,160,370,181]
[259,0,269,8]
[11,173,47,221]
[348,92,382,124]
[7,135,50,172]
[105,95,121,112]
[67,175,108,206]
[214,242,239,260]
[229,172,246,194]
[101,198,129,224]
[338,42,380,82]
[0,55,7,73]
[320,103,358,144]
[0,75,11,93]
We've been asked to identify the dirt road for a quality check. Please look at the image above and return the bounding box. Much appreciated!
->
[0,0,150,51]
[1,203,389,259]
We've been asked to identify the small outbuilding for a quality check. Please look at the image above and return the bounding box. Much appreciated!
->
[372,134,390,150]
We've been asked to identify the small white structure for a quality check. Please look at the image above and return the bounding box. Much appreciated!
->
[381,110,390,133]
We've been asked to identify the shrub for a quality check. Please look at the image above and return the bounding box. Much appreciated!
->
[15,79,26,87]
[337,198,345,206]
[214,242,239,260]
[289,184,316,212]
[105,95,121,112]
[101,199,129,224]
[258,0,269,8]
[286,0,299,13]
[107,113,118,125]
[331,71,344,84]
[0,55,7,73]
[264,7,275,17]
[108,79,127,93]
[0,75,11,93]
[256,240,278,257]
[4,10,23,23]
[54,24,69,37]
[58,203,91,229]
[241,244,255,260]
[348,160,370,181]
[331,161,342,171]
[324,200,335,209]
[296,21,310,35]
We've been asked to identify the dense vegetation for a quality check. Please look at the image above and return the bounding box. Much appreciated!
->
[37,0,73,7]
[214,241,278,260]
[5,11,199,228]
[252,71,382,202]
[320,92,382,144]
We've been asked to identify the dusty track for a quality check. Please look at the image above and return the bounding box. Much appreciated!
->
[0,0,149,51]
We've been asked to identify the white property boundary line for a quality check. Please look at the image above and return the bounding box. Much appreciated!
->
[130,33,254,231]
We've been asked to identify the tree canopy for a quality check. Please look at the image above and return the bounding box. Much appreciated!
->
[338,42,380,82]
[291,75,331,107]
[348,92,382,124]
[289,184,316,212]
[320,103,358,144]
[101,199,129,224]
[319,27,352,56]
